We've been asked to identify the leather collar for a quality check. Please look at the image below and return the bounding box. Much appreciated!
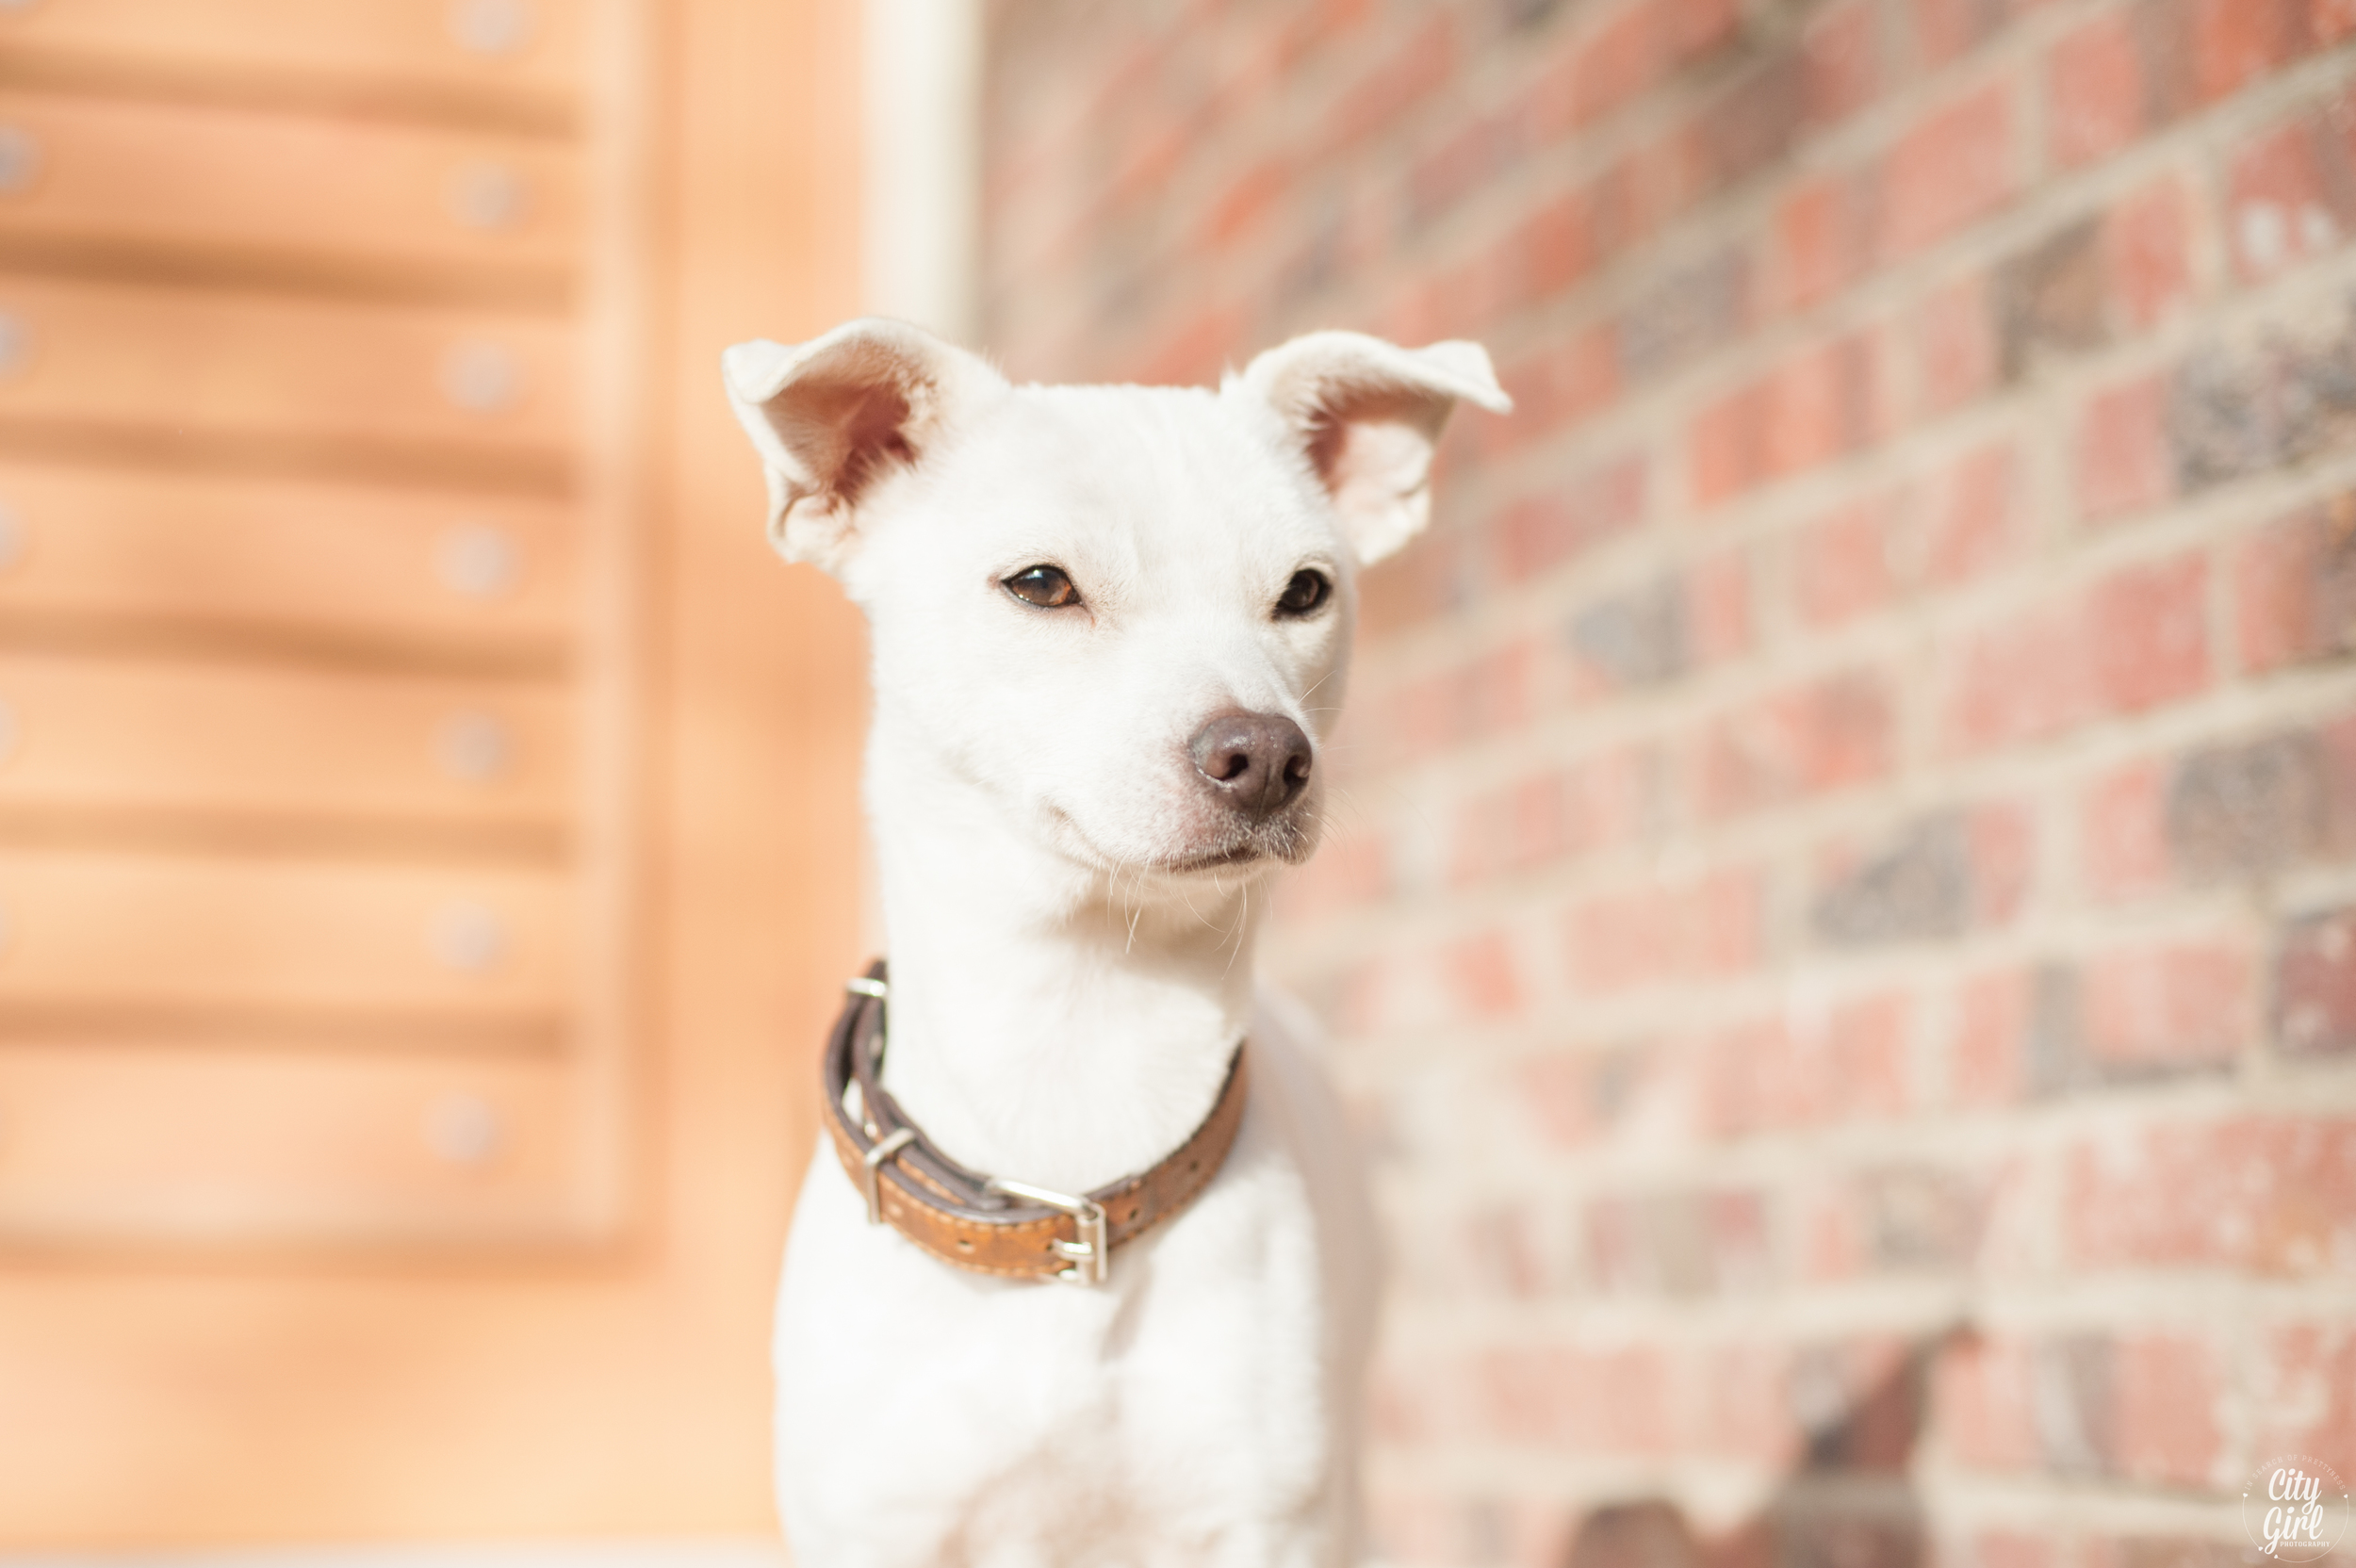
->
[820,960,1250,1285]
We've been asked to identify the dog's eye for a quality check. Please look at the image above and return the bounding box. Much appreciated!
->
[1275,569,1332,618]
[1003,565,1081,609]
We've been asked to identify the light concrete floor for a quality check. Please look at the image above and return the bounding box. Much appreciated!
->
[0,1542,788,1568]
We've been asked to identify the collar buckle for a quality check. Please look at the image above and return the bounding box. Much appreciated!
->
[986,1176,1110,1286]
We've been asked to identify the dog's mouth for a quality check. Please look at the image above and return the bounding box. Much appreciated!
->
[1155,843,1269,875]
[1148,813,1318,877]
[1043,794,1321,880]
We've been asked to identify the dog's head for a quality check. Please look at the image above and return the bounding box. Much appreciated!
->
[724,320,1507,888]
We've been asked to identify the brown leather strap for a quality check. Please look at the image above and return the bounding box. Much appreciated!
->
[819,960,1250,1283]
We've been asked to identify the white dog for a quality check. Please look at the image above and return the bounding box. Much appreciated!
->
[724,319,1507,1568]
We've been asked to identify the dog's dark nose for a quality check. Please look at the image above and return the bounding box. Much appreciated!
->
[1188,710,1313,816]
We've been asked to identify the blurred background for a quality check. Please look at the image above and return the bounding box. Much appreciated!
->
[0,1,2351,1566]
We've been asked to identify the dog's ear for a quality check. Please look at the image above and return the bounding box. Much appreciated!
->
[722,318,1007,571]
[1237,332,1512,567]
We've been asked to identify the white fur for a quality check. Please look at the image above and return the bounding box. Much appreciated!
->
[725,320,1507,1568]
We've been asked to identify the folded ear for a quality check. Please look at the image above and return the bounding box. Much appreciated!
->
[1236,331,1512,567]
[722,318,1007,571]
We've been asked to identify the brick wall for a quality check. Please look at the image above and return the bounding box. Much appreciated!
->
[978,2,2356,1564]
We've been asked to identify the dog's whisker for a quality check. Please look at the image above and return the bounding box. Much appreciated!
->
[1237,882,1253,941]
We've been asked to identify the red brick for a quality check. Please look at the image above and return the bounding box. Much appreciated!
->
[1835,1347,1936,1477]
[2278,906,2356,1056]
[1943,603,2089,754]
[1367,1492,1460,1568]
[2327,713,2356,851]
[1793,495,1898,627]
[1518,188,1595,299]
[1933,1332,2041,1471]
[2108,176,2196,330]
[1204,157,1288,249]
[1326,957,1387,1040]
[1586,1185,1772,1295]
[1487,328,1618,456]
[1451,747,1648,885]
[1827,991,1915,1119]
[1530,0,1675,140]
[1498,1503,1576,1568]
[1690,51,1806,200]
[1691,335,1885,506]
[1669,0,1744,61]
[1368,1365,1449,1446]
[1106,119,1192,219]
[1689,383,1768,507]
[2084,940,2252,1073]
[980,6,2356,1528]
[1688,548,1754,662]
[2075,375,2175,521]
[2255,1325,2356,1478]
[1778,173,1876,311]
[1461,1202,1548,1298]
[1277,828,1389,920]
[1804,1,1879,126]
[2235,495,2356,672]
[1771,334,1886,475]
[2087,552,2210,713]
[1136,302,1247,387]
[1356,528,1464,638]
[1915,275,1999,420]
[2229,118,2356,285]
[1972,803,2037,925]
[2065,1115,2356,1273]
[1475,1343,1677,1452]
[1700,1341,1805,1463]
[1799,1180,1861,1281]
[1977,1531,2059,1568]
[1488,454,1647,584]
[2113,1334,2223,1487]
[1410,117,1521,226]
[1205,18,1288,115]
[1387,638,1542,762]
[1563,868,1761,993]
[1703,994,1913,1136]
[1700,669,1895,816]
[1579,2,1676,126]
[1924,440,2020,585]
[1081,33,1175,133]
[1914,0,2013,67]
[2078,1537,2252,1568]
[1577,152,1653,267]
[1950,968,2032,1106]
[1626,131,1708,246]
[2191,0,2317,105]
[2048,12,2145,169]
[1518,1050,1622,1150]
[1428,244,1534,340]
[2080,760,2171,899]
[1325,12,1456,153]
[1883,84,2016,257]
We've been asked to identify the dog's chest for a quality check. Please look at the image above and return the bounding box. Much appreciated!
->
[771,1134,1333,1566]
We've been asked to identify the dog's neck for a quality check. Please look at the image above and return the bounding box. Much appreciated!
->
[864,740,1264,1196]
